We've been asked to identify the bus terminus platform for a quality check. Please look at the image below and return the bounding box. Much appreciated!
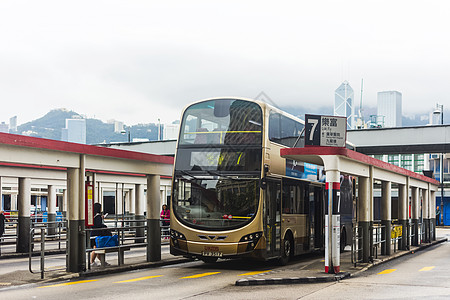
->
[281,146,439,274]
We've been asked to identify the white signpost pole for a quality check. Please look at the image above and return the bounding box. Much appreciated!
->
[305,114,346,274]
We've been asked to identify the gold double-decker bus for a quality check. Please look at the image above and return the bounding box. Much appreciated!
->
[170,97,330,264]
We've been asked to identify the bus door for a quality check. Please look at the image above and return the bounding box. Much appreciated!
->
[264,178,281,258]
[313,186,325,249]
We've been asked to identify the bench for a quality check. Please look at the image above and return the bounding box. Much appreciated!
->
[95,246,131,268]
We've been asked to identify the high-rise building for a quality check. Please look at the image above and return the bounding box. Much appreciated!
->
[334,81,355,129]
[163,123,180,140]
[61,118,86,144]
[0,122,8,133]
[9,116,17,132]
[377,91,402,127]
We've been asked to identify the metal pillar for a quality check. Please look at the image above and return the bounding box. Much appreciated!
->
[17,177,31,253]
[147,175,161,262]
[358,176,371,263]
[381,181,391,256]
[398,183,408,250]
[47,185,57,236]
[411,187,419,246]
[325,170,340,274]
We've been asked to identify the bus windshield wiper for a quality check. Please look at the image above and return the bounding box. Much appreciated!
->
[178,170,198,179]
[206,170,259,181]
[206,170,234,180]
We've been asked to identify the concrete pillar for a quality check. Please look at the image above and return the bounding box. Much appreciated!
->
[398,183,408,250]
[135,184,145,243]
[48,185,57,236]
[369,167,374,259]
[78,155,86,270]
[411,187,419,246]
[422,188,430,243]
[129,189,135,216]
[116,184,123,217]
[430,190,436,241]
[67,155,86,273]
[380,181,391,256]
[358,176,371,263]
[147,175,161,262]
[17,177,31,253]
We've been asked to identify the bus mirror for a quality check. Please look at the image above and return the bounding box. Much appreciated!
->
[214,100,231,118]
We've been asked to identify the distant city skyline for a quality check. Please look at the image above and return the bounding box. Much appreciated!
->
[0,100,447,131]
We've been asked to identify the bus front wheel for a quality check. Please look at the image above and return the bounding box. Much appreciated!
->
[279,235,293,265]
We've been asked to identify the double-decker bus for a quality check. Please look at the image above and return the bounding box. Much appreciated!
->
[170,97,350,264]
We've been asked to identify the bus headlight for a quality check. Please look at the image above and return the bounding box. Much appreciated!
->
[171,229,188,251]
[239,232,263,252]
[171,229,186,240]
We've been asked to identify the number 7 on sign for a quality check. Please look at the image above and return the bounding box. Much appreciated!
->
[308,119,318,141]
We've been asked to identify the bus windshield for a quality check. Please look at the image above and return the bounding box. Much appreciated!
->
[173,175,260,230]
[173,99,263,230]
[179,99,262,146]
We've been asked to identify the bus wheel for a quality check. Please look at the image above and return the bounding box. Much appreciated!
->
[279,235,293,265]
[201,257,218,263]
[340,229,346,253]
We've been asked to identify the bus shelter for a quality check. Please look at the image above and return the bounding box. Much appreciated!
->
[281,146,439,274]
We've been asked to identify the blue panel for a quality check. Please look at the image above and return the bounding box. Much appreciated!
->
[443,198,450,226]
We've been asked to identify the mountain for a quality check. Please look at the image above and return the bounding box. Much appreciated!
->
[13,105,437,145]
[17,109,160,144]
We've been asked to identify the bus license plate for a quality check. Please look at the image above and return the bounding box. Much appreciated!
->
[202,251,223,257]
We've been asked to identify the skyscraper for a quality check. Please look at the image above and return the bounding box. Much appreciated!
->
[377,91,402,127]
[61,118,86,144]
[334,81,355,129]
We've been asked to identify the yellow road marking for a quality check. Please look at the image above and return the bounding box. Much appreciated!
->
[181,272,220,279]
[377,269,397,275]
[39,280,98,288]
[115,275,163,283]
[0,283,11,286]
[419,266,435,272]
[239,270,271,276]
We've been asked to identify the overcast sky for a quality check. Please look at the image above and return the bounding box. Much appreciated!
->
[1,0,449,126]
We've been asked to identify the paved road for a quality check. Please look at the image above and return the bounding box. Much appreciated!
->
[1,229,449,299]
[0,245,170,276]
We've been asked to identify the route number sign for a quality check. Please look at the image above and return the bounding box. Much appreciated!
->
[305,114,347,147]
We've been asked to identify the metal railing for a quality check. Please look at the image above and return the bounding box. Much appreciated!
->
[28,219,68,279]
[0,217,18,253]
[85,220,148,270]
[372,224,385,259]
[351,225,363,267]
[418,222,425,243]
[408,221,415,246]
